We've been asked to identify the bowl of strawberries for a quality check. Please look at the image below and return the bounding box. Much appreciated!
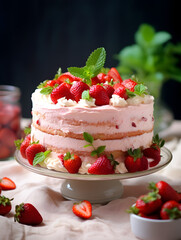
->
[128,181,181,240]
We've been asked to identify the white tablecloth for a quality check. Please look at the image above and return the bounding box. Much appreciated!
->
[1,121,181,240]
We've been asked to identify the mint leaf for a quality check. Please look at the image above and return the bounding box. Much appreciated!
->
[86,47,106,73]
[96,146,106,155]
[14,138,24,150]
[83,132,94,144]
[33,150,51,166]
[153,32,171,45]
[83,144,92,148]
[37,80,48,89]
[40,86,54,95]
[134,84,148,95]
[126,89,136,98]
[54,68,62,79]
[91,150,98,157]
[82,90,92,101]
[67,67,85,79]
[24,127,31,135]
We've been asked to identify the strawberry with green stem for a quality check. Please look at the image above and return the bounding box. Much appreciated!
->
[160,200,181,220]
[0,196,13,216]
[62,152,82,173]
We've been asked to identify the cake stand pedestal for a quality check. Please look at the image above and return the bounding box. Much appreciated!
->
[61,179,123,204]
[15,147,172,204]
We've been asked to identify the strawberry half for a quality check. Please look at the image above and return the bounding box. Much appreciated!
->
[114,85,128,99]
[0,177,16,190]
[20,134,31,159]
[50,82,74,104]
[70,81,89,102]
[121,79,137,92]
[25,143,46,165]
[14,203,43,225]
[107,68,122,82]
[89,85,110,106]
[63,152,82,173]
[0,196,13,216]
[88,155,117,175]
[72,200,92,219]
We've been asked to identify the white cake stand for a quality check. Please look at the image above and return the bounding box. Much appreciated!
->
[15,147,172,204]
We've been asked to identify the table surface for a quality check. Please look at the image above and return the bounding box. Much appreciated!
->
[1,120,181,240]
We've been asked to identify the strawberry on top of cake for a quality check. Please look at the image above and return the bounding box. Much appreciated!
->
[15,47,165,175]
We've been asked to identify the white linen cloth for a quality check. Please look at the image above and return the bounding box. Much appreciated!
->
[0,121,181,240]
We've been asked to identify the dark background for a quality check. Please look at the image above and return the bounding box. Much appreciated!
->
[0,0,181,118]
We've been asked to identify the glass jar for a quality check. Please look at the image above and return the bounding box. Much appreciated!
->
[0,85,21,160]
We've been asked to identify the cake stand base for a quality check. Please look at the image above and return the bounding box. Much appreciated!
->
[61,179,123,204]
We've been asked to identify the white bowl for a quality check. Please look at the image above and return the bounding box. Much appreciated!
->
[130,213,181,240]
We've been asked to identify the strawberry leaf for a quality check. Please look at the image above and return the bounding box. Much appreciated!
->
[82,90,92,101]
[14,138,24,150]
[63,152,72,160]
[83,132,94,144]
[33,150,51,166]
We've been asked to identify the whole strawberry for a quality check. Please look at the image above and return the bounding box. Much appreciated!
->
[70,81,89,102]
[0,196,13,215]
[149,181,180,202]
[20,134,31,158]
[63,152,82,173]
[89,85,109,106]
[50,82,74,104]
[72,200,92,219]
[114,85,128,99]
[124,148,148,173]
[25,143,46,165]
[14,203,43,226]
[103,84,114,98]
[135,192,162,215]
[88,155,117,175]
[160,200,181,220]
[121,78,137,92]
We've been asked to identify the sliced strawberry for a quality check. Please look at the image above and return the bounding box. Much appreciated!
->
[0,177,16,190]
[58,72,81,83]
[88,155,116,174]
[58,154,64,165]
[26,144,46,165]
[114,85,128,99]
[108,68,122,82]
[0,196,13,216]
[20,134,31,158]
[72,200,92,219]
[122,79,137,92]
[70,81,89,102]
[103,84,114,98]
[89,85,110,106]
[63,152,82,173]
[14,203,43,225]
[50,82,74,104]
[113,82,122,90]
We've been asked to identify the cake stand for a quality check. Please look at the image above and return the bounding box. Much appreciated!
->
[15,147,172,204]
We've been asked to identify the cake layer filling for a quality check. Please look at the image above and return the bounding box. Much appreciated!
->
[31,126,153,153]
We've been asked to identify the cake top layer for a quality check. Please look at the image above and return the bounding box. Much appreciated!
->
[33,47,153,108]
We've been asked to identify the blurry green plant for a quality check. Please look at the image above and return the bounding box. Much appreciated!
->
[116,24,181,99]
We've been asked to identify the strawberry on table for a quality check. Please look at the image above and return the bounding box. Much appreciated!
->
[63,152,82,173]
[25,143,46,165]
[0,196,13,216]
[72,200,92,219]
[70,81,89,102]
[89,85,109,106]
[124,148,148,173]
[160,200,181,220]
[149,181,180,202]
[88,155,118,175]
[14,203,43,225]
[134,192,162,215]
[0,177,16,190]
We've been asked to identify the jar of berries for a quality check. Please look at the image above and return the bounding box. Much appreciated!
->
[0,85,21,160]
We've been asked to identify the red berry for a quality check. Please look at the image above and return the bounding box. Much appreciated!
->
[14,203,43,226]
[50,82,74,104]
[91,76,100,85]
[103,84,114,98]
[114,85,128,99]
[72,200,92,219]
[20,134,31,159]
[26,144,46,165]
[143,147,161,167]
[108,68,122,82]
[122,79,137,92]
[160,200,181,220]
[70,81,89,102]
[57,72,81,83]
[0,177,16,190]
[113,82,122,90]
[63,153,82,173]
[0,196,12,215]
[88,155,115,175]
[89,85,110,106]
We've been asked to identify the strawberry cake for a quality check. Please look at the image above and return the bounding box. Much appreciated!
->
[16,48,164,175]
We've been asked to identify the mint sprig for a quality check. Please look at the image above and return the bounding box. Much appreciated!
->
[83,132,105,157]
[81,90,92,101]
[54,68,62,80]
[24,127,31,135]
[68,47,106,85]
[126,84,148,98]
[33,150,51,166]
